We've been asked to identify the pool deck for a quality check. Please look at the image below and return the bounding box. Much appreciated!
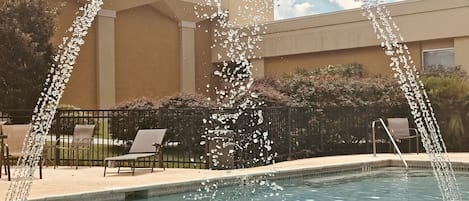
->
[1,153,469,200]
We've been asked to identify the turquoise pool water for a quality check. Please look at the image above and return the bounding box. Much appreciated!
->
[139,169,469,201]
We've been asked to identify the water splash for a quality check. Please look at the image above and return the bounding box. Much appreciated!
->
[5,1,103,200]
[361,1,461,200]
[194,0,277,198]
[182,175,284,201]
[195,0,274,169]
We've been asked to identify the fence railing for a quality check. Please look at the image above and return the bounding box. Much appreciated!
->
[0,106,412,169]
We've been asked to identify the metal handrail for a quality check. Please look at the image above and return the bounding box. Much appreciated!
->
[372,118,408,169]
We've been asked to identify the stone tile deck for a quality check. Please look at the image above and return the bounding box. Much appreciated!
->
[1,153,469,200]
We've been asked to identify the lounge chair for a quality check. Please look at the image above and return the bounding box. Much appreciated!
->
[2,124,43,181]
[387,118,420,154]
[55,124,95,169]
[103,129,166,176]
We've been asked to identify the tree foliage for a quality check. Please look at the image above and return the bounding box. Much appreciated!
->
[0,0,56,114]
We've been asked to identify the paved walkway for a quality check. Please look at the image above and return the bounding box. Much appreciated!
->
[1,153,469,200]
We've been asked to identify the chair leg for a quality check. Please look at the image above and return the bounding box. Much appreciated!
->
[103,160,107,177]
[389,142,392,153]
[416,136,419,155]
[7,156,11,181]
[1,157,5,179]
[1,160,3,179]
[159,152,165,171]
[68,149,72,168]
[113,161,122,174]
[53,147,57,169]
[151,155,155,173]
[39,157,43,179]
[75,149,79,170]
[88,148,91,168]
[4,157,8,174]
[132,161,135,176]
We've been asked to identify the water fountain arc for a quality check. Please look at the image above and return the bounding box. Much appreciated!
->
[197,0,463,200]
[2,0,463,201]
[362,1,461,200]
[4,1,103,200]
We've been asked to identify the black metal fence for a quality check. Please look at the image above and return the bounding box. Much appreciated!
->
[0,106,412,169]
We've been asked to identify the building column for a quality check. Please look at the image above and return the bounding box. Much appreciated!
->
[96,9,116,109]
[179,21,196,94]
[455,37,469,73]
[251,59,265,79]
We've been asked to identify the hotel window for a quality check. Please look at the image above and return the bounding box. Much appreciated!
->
[422,48,455,68]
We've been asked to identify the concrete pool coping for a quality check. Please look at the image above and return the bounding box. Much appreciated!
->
[1,153,469,201]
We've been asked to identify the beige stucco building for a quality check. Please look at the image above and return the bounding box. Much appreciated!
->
[50,0,469,109]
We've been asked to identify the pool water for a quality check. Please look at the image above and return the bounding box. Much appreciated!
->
[140,169,469,201]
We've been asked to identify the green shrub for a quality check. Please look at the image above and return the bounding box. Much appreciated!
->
[421,74,469,151]
[251,85,291,107]
[275,65,405,108]
[57,104,80,110]
[113,96,159,110]
[421,65,467,79]
[229,78,291,107]
[244,64,408,155]
[50,104,98,136]
[156,93,215,152]
[109,94,214,148]
[310,63,364,78]
[157,93,215,108]
[110,97,160,142]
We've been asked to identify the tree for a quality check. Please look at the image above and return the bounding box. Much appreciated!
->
[0,0,56,122]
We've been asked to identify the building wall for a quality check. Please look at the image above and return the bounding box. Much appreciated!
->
[228,0,274,26]
[212,0,469,77]
[264,43,421,77]
[256,0,469,60]
[267,37,463,77]
[421,39,453,51]
[115,5,180,104]
[454,37,469,73]
[195,20,218,97]
[51,0,98,109]
[264,38,458,77]
[45,0,469,109]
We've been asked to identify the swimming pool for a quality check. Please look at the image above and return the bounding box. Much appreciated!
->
[137,168,469,201]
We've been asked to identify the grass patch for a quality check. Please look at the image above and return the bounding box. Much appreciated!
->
[42,141,205,168]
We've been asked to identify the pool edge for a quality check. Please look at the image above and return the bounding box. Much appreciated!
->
[27,159,469,201]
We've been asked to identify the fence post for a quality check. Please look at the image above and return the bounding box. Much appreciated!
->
[205,108,212,169]
[366,106,373,153]
[54,109,61,167]
[320,108,324,152]
[287,107,292,160]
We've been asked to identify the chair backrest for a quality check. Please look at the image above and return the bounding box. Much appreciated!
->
[0,121,6,134]
[2,124,31,156]
[129,129,167,153]
[387,118,411,139]
[72,125,95,147]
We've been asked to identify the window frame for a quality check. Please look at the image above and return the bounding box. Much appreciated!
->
[421,47,455,69]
